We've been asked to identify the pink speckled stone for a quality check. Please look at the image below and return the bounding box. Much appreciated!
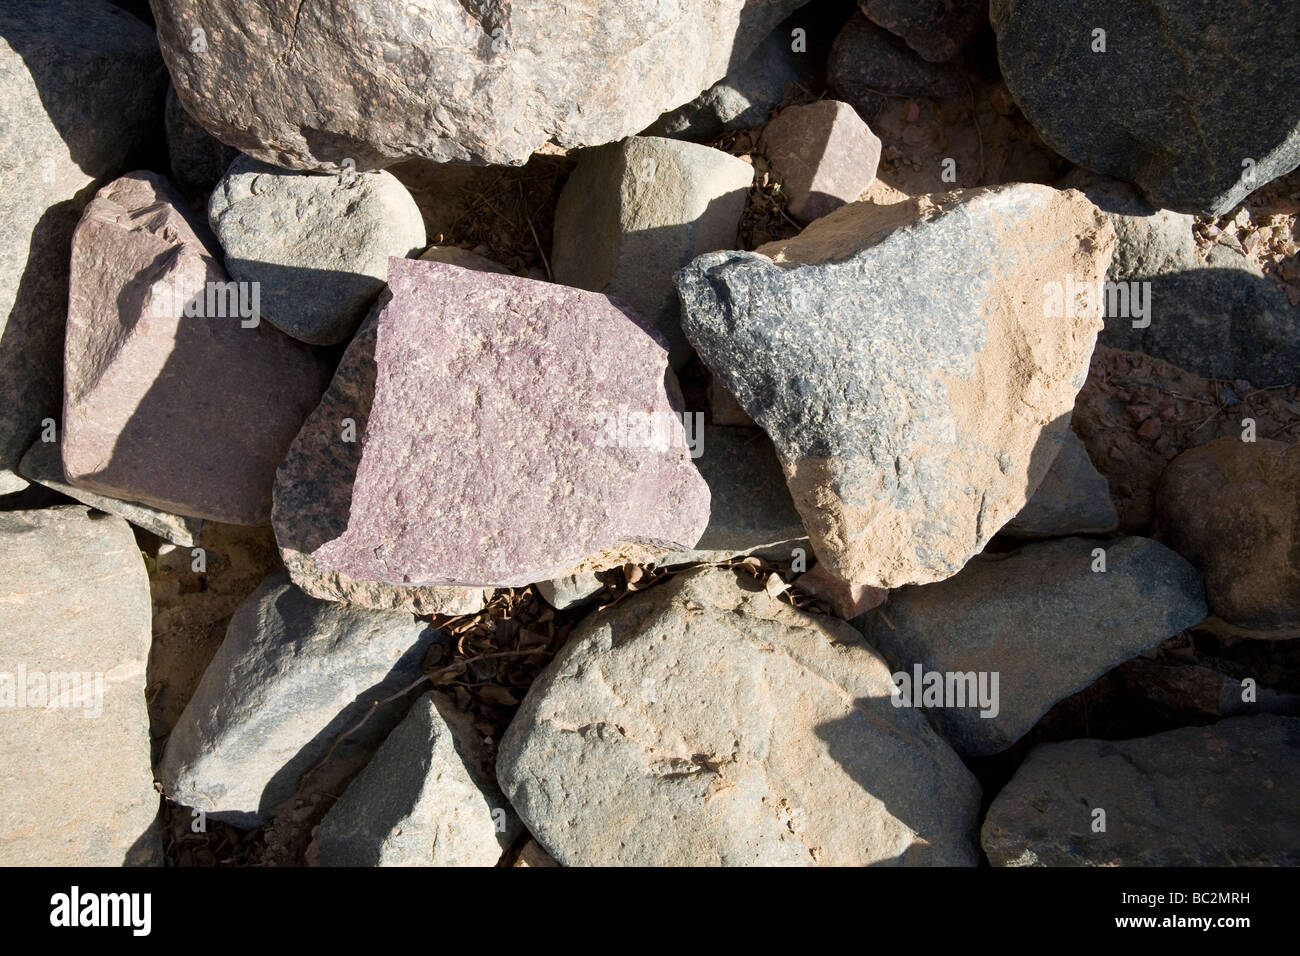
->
[313,258,710,587]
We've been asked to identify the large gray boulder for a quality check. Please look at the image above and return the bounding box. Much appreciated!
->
[856,536,1208,756]
[991,0,1300,215]
[983,716,1300,866]
[498,567,982,866]
[0,506,158,865]
[0,2,166,491]
[151,0,804,169]
[677,183,1114,588]
[157,570,439,826]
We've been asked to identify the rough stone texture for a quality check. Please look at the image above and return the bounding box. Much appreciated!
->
[62,171,332,525]
[164,84,238,197]
[419,245,511,274]
[0,2,166,492]
[157,569,438,826]
[860,0,989,62]
[983,716,1300,866]
[498,567,982,865]
[312,258,710,588]
[644,27,804,142]
[761,100,881,222]
[151,0,804,169]
[856,536,1208,756]
[272,294,490,616]
[316,691,521,866]
[678,183,1115,588]
[209,155,426,345]
[19,438,202,547]
[536,573,605,611]
[552,137,752,367]
[1002,430,1118,537]
[0,506,158,866]
[1157,438,1300,638]
[654,425,808,567]
[828,13,963,120]
[990,0,1300,216]
[794,563,887,619]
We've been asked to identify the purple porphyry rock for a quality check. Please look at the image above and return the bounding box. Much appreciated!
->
[312,258,710,588]
[61,171,331,525]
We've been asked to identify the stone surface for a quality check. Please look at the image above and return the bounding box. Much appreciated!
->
[18,438,202,547]
[272,294,490,616]
[828,13,963,120]
[856,536,1208,756]
[0,1,166,491]
[419,245,512,274]
[990,0,1300,215]
[653,425,808,567]
[794,562,887,619]
[1002,430,1118,537]
[0,506,158,865]
[552,137,752,367]
[644,27,803,142]
[157,569,439,826]
[62,171,332,525]
[536,573,605,611]
[1157,438,1300,638]
[152,0,804,169]
[708,377,755,427]
[498,567,982,865]
[165,84,238,197]
[761,100,881,222]
[316,691,520,866]
[860,0,988,62]
[209,155,426,345]
[982,716,1300,866]
[513,839,560,867]
[678,183,1114,588]
[311,258,710,588]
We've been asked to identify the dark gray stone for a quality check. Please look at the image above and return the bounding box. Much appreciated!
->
[828,13,964,120]
[983,716,1300,866]
[991,0,1300,215]
[1003,430,1117,538]
[860,0,989,62]
[165,85,238,197]
[856,536,1208,756]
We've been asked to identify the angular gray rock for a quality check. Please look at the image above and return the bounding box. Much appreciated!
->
[498,567,982,866]
[1002,430,1118,537]
[311,258,710,588]
[0,506,158,865]
[0,2,166,491]
[983,716,1300,866]
[152,0,804,169]
[677,184,1114,588]
[552,137,753,367]
[860,0,989,63]
[209,155,426,345]
[761,100,881,222]
[62,172,332,525]
[19,438,202,547]
[654,425,808,567]
[991,0,1300,215]
[856,536,1208,756]
[157,570,439,825]
[273,295,490,616]
[165,84,238,197]
[828,13,963,119]
[316,692,521,866]
[536,573,605,612]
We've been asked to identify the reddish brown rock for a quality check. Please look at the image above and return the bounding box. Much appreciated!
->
[761,100,882,222]
[312,258,710,588]
[795,562,887,619]
[62,172,331,525]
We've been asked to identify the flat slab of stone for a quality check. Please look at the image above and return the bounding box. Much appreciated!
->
[498,567,982,866]
[157,569,439,826]
[311,258,710,588]
[761,100,881,222]
[316,691,521,866]
[1002,430,1118,538]
[19,438,202,547]
[0,506,158,865]
[209,155,426,345]
[62,172,332,525]
[983,716,1300,866]
[678,183,1114,588]
[552,136,753,366]
[856,536,1208,756]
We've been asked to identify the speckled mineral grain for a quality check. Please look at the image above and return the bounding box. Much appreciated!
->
[311,258,710,588]
[677,183,1115,588]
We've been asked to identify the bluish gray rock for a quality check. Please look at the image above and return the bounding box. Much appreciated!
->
[1003,431,1118,538]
